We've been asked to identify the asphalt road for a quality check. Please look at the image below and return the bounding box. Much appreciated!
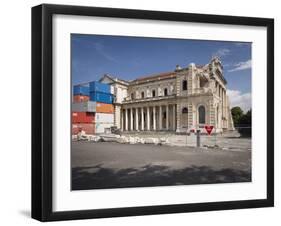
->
[72,141,251,190]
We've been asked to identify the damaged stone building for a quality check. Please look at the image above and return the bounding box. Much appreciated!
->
[100,57,234,133]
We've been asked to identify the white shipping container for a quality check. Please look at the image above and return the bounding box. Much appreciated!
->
[95,122,114,134]
[95,113,114,123]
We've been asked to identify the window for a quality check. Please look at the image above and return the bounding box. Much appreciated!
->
[199,77,207,88]
[182,107,188,114]
[152,90,156,97]
[164,88,168,96]
[198,106,206,124]
[131,93,134,100]
[141,91,145,98]
[182,80,187,91]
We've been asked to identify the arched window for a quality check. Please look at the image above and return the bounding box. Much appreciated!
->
[182,107,188,114]
[152,90,156,97]
[141,91,145,98]
[182,80,187,91]
[198,105,206,124]
[164,88,168,96]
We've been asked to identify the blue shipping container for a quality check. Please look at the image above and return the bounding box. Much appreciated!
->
[73,85,89,96]
[90,92,113,104]
[89,81,110,93]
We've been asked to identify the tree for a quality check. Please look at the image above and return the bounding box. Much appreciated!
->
[239,109,251,125]
[231,108,252,137]
[231,106,243,126]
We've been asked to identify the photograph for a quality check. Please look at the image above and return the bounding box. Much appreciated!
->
[71,34,252,190]
[31,3,274,221]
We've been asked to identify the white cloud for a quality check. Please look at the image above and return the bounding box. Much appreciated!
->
[227,89,251,112]
[93,42,117,63]
[228,59,251,72]
[213,48,230,58]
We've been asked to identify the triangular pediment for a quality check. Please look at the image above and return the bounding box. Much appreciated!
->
[99,74,115,84]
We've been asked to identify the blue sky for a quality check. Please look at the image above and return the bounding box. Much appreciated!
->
[71,34,252,111]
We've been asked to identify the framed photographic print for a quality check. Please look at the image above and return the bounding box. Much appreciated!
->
[32,4,274,221]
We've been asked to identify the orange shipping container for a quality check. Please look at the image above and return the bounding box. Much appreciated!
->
[96,102,114,113]
[72,123,95,135]
[73,95,90,103]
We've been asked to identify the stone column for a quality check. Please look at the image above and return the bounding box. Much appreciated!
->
[224,89,227,128]
[221,89,224,129]
[153,106,156,130]
[141,107,144,131]
[166,105,169,130]
[224,90,226,123]
[135,108,139,131]
[147,107,150,131]
[125,108,128,131]
[176,104,180,132]
[130,108,133,131]
[120,109,123,131]
[159,105,162,130]
[172,104,176,130]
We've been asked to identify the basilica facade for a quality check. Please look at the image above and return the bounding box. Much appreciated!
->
[100,57,234,133]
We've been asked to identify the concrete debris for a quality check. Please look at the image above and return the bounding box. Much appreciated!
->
[100,134,120,142]
[129,136,136,144]
[139,138,145,144]
[90,135,101,142]
[72,132,250,151]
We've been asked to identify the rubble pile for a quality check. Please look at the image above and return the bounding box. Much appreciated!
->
[72,133,251,151]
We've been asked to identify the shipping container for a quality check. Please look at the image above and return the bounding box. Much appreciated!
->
[72,123,95,135]
[72,101,96,112]
[89,81,110,93]
[72,112,95,123]
[90,92,113,104]
[96,102,114,113]
[73,95,90,103]
[73,85,89,96]
[95,113,114,123]
[95,122,114,134]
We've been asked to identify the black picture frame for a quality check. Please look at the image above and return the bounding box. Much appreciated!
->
[32,4,274,222]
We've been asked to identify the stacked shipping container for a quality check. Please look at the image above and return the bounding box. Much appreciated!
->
[72,82,115,135]
[72,84,94,134]
[96,102,114,113]
[73,95,89,103]
[73,84,90,102]
[95,112,114,134]
[89,81,114,104]
[72,123,95,135]
[72,112,95,123]
[89,81,114,134]
[72,101,96,112]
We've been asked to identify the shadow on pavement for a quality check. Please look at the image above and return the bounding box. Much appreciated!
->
[72,164,251,190]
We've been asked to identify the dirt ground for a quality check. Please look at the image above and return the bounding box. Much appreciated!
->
[72,141,251,190]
